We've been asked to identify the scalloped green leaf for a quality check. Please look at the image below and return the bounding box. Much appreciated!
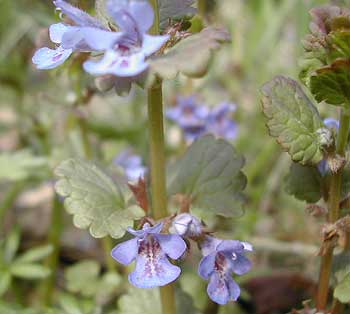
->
[284,163,322,203]
[261,76,332,165]
[310,59,350,107]
[54,159,144,239]
[149,27,230,80]
[168,134,246,217]
[334,273,350,303]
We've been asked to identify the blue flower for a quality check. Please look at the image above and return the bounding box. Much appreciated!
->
[114,150,147,182]
[198,236,252,305]
[32,0,109,69]
[33,0,169,78]
[166,96,209,141]
[83,0,169,77]
[166,96,238,142]
[318,118,339,175]
[206,102,238,140]
[111,222,186,288]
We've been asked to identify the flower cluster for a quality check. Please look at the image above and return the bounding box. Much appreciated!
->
[32,0,168,82]
[111,213,252,305]
[114,150,147,182]
[166,95,238,142]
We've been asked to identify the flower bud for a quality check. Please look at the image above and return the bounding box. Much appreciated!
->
[170,213,202,237]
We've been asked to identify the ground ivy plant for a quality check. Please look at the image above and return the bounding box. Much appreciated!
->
[32,1,252,313]
[261,4,350,313]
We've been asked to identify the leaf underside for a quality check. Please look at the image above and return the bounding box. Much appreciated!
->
[284,163,322,203]
[149,27,230,81]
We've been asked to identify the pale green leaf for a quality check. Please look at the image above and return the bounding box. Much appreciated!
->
[117,285,198,314]
[10,263,51,279]
[149,27,230,80]
[4,226,20,263]
[334,273,350,303]
[284,163,322,203]
[0,271,11,296]
[58,294,85,314]
[261,76,332,165]
[168,134,246,217]
[65,260,100,297]
[54,159,144,239]
[15,245,53,264]
[332,252,350,282]
[0,150,48,181]
[96,272,122,303]
[310,59,350,107]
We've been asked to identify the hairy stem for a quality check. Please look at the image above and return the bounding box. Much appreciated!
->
[316,110,350,310]
[148,81,176,314]
[148,2,176,313]
[147,82,168,219]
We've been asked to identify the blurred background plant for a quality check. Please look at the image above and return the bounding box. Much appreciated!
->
[1,0,350,313]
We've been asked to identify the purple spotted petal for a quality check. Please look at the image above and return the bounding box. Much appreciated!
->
[226,276,241,302]
[127,222,163,238]
[200,236,223,256]
[81,28,123,50]
[83,50,148,77]
[60,27,88,50]
[49,23,69,43]
[141,34,169,56]
[153,234,186,259]
[111,238,139,265]
[229,254,252,275]
[107,0,154,35]
[207,272,230,305]
[217,240,244,254]
[198,253,216,280]
[32,47,72,70]
[128,237,181,288]
[54,0,104,28]
[143,222,163,234]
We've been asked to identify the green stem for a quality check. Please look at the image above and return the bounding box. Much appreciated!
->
[148,78,176,314]
[148,2,176,313]
[198,0,207,18]
[147,82,168,219]
[102,236,116,272]
[316,110,350,311]
[41,196,63,306]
